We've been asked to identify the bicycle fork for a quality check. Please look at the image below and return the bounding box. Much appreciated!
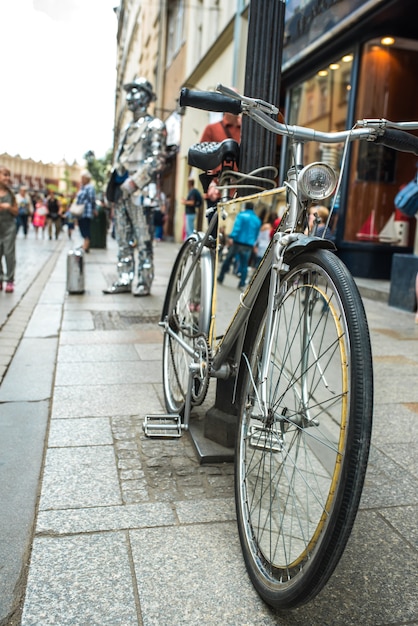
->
[248,231,323,437]
[256,232,297,419]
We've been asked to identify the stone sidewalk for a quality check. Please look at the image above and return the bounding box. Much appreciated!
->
[0,232,417,625]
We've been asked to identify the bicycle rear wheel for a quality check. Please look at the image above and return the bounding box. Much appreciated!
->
[162,236,213,415]
[235,248,373,609]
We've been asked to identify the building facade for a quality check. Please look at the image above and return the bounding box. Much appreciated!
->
[113,0,418,278]
[0,153,82,198]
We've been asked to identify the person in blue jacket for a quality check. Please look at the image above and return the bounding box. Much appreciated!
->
[217,202,261,290]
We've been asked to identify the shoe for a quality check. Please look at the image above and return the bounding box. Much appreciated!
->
[5,282,14,293]
[132,283,150,297]
[102,282,131,294]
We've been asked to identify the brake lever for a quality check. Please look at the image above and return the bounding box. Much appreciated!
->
[217,83,279,116]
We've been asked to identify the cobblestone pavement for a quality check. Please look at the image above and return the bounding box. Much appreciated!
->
[1,229,417,626]
[112,415,235,504]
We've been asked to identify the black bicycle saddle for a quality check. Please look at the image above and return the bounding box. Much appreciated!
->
[188,138,240,170]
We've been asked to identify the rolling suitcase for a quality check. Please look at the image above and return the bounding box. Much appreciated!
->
[67,248,85,294]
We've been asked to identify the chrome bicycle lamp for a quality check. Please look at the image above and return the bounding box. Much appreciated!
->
[298,162,337,200]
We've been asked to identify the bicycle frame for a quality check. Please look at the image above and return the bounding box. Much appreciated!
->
[163,137,334,394]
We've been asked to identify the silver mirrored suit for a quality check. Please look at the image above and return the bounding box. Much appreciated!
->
[104,77,167,296]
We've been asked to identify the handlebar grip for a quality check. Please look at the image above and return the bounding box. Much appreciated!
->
[375,128,418,156]
[179,88,242,115]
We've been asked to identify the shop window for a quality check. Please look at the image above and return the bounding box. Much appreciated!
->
[287,52,353,194]
[345,38,418,245]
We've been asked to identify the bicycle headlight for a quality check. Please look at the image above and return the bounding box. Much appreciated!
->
[298,162,337,200]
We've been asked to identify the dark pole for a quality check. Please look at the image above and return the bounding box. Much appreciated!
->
[203,0,287,453]
[240,0,286,189]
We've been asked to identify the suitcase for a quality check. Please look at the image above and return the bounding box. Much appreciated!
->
[67,249,85,294]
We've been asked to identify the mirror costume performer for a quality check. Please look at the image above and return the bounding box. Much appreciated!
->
[104,77,167,296]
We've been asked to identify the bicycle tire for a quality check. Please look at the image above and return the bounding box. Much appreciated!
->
[235,248,373,609]
[162,236,213,415]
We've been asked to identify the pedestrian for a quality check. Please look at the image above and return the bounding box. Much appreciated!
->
[205,177,221,224]
[217,202,261,290]
[32,195,48,239]
[200,109,241,144]
[254,209,275,267]
[73,171,96,253]
[153,188,166,242]
[15,185,33,238]
[64,208,76,239]
[200,109,242,202]
[46,190,62,240]
[181,177,203,238]
[306,205,333,239]
[0,166,18,293]
[104,76,167,296]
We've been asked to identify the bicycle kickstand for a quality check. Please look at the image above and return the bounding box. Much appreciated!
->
[142,362,198,438]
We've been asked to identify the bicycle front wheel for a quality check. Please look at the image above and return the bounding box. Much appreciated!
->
[235,248,373,609]
[162,236,213,415]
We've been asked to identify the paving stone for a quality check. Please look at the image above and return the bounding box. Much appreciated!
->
[58,343,140,362]
[50,382,164,418]
[360,445,418,509]
[39,446,122,510]
[371,402,418,444]
[21,534,138,626]
[55,359,162,386]
[380,504,418,550]
[174,497,235,524]
[36,502,175,534]
[47,417,113,447]
[0,337,58,402]
[130,523,275,626]
[24,303,62,337]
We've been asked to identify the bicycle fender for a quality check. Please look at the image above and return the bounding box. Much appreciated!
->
[284,234,336,262]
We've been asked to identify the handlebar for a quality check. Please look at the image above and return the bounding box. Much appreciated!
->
[180,88,242,115]
[374,128,418,155]
[179,84,418,155]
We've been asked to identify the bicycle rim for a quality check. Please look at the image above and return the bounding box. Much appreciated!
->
[162,237,212,415]
[235,249,373,609]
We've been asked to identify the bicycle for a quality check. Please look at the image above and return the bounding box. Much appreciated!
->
[144,84,418,609]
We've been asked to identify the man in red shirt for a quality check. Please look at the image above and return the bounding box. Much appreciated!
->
[200,111,241,143]
[199,109,241,220]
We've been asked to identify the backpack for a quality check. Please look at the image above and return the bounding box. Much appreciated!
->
[394,175,418,217]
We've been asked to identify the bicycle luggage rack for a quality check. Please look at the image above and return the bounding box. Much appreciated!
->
[143,414,185,438]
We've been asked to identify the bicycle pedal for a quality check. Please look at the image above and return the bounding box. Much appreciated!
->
[143,414,183,438]
[249,425,283,453]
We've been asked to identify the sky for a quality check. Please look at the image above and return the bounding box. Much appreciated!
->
[1,0,119,164]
